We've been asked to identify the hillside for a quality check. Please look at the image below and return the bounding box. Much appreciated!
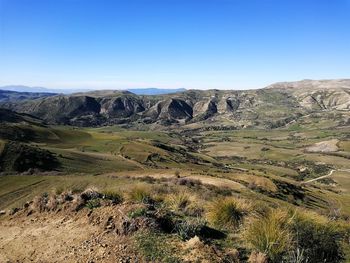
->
[1,79,349,128]
[0,89,56,102]
[0,80,350,262]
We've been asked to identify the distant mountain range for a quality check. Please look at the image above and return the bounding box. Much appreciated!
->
[0,85,186,96]
[0,79,349,128]
[0,90,56,103]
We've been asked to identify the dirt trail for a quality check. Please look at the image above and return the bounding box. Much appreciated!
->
[303,169,350,184]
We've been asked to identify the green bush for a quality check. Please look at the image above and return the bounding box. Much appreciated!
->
[174,217,207,241]
[128,207,147,218]
[85,199,100,210]
[244,208,348,263]
[102,190,123,204]
[290,211,345,263]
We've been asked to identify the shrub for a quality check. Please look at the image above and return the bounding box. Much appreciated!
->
[243,209,292,262]
[174,217,207,241]
[85,199,101,210]
[102,190,123,204]
[128,208,148,218]
[207,197,251,229]
[289,210,345,263]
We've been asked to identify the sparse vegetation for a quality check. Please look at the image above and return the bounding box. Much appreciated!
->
[135,230,180,262]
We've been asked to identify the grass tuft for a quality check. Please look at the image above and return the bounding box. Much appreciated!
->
[207,197,251,229]
[165,191,191,211]
[243,209,292,262]
[128,186,153,204]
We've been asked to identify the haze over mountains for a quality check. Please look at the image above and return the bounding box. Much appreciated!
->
[0,79,349,129]
[0,85,186,96]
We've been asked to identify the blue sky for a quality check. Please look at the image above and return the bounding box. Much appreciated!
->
[0,0,349,90]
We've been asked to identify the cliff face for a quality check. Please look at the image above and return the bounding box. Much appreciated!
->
[1,79,349,127]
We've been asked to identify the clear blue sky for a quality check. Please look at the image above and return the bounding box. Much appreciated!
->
[0,0,349,90]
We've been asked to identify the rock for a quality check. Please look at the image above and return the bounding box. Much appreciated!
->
[9,207,19,215]
[81,188,101,201]
[248,251,268,263]
[225,248,240,262]
[104,216,115,230]
[185,236,204,249]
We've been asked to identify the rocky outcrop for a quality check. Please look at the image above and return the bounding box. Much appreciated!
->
[266,79,350,110]
[100,96,145,118]
[144,98,193,124]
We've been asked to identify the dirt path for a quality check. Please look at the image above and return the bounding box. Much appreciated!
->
[303,169,350,184]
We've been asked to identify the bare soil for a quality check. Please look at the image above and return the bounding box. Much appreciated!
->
[0,205,141,263]
[306,139,339,153]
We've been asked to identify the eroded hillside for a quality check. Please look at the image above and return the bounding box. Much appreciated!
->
[1,79,349,128]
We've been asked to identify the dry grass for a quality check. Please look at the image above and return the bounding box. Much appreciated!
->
[206,197,252,229]
[165,191,191,211]
[127,185,153,203]
[243,209,292,262]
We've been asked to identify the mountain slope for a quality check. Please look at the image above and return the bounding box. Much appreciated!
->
[0,79,349,128]
[0,90,56,102]
[266,79,350,110]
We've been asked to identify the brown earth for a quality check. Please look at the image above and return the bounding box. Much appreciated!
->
[0,205,142,263]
